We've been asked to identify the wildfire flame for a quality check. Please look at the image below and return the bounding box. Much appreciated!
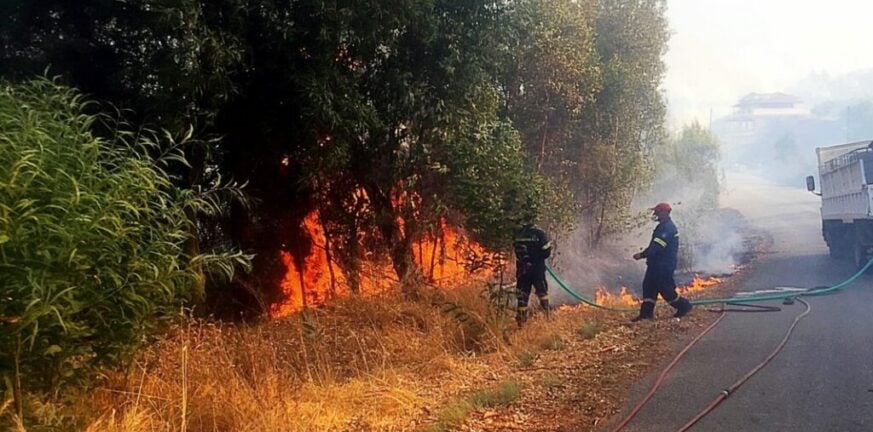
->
[272,211,490,317]
[678,275,722,297]
[595,286,638,308]
[593,275,723,308]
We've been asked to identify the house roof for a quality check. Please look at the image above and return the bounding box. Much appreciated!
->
[735,92,802,107]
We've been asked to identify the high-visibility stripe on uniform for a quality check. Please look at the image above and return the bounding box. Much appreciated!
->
[643,298,657,304]
[515,236,538,242]
[541,241,552,250]
[653,237,667,247]
[537,294,549,300]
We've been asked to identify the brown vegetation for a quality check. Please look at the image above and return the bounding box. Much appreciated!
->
[9,271,749,432]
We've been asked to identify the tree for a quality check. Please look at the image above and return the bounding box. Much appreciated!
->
[499,0,600,174]
[287,1,549,289]
[0,0,674,312]
[573,0,669,248]
[655,122,721,211]
[653,122,721,270]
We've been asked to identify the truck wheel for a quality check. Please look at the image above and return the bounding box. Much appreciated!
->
[826,225,851,259]
[853,241,871,270]
[829,241,849,259]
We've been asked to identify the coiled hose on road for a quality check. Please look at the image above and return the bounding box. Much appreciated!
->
[544,258,873,432]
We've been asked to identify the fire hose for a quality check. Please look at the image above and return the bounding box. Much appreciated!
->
[544,257,873,431]
[545,255,873,309]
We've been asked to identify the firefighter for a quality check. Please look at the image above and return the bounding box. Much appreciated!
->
[631,202,692,321]
[513,223,553,327]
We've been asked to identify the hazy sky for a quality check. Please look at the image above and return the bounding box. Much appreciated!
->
[665,0,873,127]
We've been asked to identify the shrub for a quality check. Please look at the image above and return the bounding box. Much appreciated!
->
[577,321,605,340]
[427,378,522,431]
[540,333,566,351]
[0,78,249,419]
[516,350,536,367]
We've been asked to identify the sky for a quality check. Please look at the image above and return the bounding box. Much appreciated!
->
[664,0,873,127]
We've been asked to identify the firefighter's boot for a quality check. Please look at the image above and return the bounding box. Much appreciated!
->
[631,299,656,322]
[515,307,528,328]
[672,297,693,318]
[538,295,551,319]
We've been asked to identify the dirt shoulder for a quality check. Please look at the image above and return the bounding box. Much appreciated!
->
[441,238,769,432]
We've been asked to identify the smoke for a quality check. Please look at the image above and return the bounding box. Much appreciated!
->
[549,234,646,304]
[685,208,749,275]
[545,173,753,306]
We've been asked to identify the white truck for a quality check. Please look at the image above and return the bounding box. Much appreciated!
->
[807,140,873,267]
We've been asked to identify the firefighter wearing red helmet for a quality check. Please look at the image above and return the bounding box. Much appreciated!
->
[631,202,692,321]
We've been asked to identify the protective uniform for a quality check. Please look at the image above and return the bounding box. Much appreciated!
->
[513,225,553,326]
[635,213,692,320]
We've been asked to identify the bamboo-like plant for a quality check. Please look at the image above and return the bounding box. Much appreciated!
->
[0,78,250,420]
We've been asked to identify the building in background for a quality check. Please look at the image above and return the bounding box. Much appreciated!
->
[712,92,841,185]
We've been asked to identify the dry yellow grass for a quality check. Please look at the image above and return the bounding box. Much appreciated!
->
[50,286,523,432]
[11,277,727,432]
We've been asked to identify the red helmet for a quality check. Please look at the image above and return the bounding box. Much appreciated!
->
[650,202,672,213]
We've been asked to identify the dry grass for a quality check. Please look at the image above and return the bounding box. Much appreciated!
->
[19,285,516,432]
[8,273,742,432]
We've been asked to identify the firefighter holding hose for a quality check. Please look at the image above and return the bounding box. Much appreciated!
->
[631,202,693,321]
[513,223,553,327]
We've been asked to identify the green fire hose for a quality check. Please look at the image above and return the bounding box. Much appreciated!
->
[546,256,873,312]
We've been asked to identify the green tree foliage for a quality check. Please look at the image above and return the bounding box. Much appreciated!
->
[0,0,673,309]
[653,122,721,270]
[0,0,240,131]
[500,0,670,248]
[574,0,669,248]
[655,122,721,211]
[0,79,250,414]
[286,1,548,287]
[500,0,600,172]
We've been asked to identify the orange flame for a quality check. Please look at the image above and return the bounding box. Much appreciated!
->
[595,286,639,308]
[272,211,490,317]
[678,275,722,297]
[592,275,724,309]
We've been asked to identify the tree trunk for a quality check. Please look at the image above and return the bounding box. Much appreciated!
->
[538,106,550,172]
[364,182,422,295]
[320,215,337,299]
[593,198,607,249]
[429,232,440,281]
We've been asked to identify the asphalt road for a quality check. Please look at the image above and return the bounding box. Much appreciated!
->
[613,175,873,432]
